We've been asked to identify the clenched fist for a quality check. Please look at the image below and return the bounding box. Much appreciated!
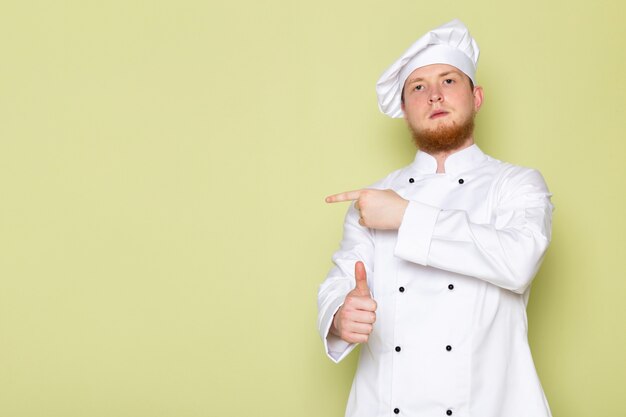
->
[330,261,378,344]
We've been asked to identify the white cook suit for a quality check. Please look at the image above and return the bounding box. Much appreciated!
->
[318,144,553,417]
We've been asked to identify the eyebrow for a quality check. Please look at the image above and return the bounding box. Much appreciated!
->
[406,71,460,84]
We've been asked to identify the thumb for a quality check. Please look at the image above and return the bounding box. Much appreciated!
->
[354,261,370,295]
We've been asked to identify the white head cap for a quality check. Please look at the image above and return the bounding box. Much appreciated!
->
[376,19,479,118]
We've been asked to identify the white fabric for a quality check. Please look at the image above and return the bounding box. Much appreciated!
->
[398,45,476,93]
[318,145,553,417]
[376,19,479,119]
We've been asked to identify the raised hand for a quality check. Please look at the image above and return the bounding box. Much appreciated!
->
[330,261,378,344]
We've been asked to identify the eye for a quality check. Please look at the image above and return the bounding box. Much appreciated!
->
[414,85,424,91]
[444,78,454,85]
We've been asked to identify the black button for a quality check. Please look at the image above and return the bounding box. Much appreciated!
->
[399,286,405,293]
[448,284,454,290]
[395,346,401,352]
[409,178,415,183]
[394,408,400,414]
[446,410,453,416]
[446,345,452,351]
[458,179,464,184]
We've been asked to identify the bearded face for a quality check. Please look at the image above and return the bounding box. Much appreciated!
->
[401,64,483,155]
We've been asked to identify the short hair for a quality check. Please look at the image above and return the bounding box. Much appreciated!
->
[400,75,475,105]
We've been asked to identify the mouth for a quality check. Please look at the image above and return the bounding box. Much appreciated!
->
[429,110,449,119]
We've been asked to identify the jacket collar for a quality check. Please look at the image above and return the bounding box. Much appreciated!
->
[412,144,487,175]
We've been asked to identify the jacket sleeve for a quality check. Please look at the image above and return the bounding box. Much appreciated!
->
[394,166,553,294]
[317,201,375,363]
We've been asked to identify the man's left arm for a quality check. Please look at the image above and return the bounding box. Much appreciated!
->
[327,167,553,294]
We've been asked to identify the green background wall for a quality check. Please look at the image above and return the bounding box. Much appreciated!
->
[1,1,624,416]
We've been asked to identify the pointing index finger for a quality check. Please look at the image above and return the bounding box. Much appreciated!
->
[325,189,363,203]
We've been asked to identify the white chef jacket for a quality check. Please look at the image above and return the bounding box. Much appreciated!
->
[318,144,553,417]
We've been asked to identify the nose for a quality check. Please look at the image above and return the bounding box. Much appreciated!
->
[429,87,443,103]
[428,91,443,103]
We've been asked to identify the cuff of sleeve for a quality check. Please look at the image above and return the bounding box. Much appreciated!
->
[394,200,441,265]
[321,299,357,363]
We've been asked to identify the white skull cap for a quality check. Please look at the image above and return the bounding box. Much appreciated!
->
[376,19,479,118]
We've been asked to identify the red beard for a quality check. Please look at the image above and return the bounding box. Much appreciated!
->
[408,113,475,154]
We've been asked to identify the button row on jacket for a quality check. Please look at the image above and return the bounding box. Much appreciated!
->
[396,284,454,292]
[393,406,452,415]
[394,406,452,414]
[408,177,465,184]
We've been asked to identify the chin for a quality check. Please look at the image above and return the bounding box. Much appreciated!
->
[409,113,475,154]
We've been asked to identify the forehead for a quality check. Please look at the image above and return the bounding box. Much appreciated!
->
[404,63,464,84]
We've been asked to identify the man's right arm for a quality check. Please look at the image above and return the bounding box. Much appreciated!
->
[317,201,376,363]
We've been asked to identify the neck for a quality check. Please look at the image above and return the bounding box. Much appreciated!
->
[427,137,474,173]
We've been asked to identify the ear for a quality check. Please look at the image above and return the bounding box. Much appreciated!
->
[401,101,406,119]
[473,86,484,112]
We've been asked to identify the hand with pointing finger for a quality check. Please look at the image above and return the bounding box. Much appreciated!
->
[326,189,409,230]
[330,261,378,344]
